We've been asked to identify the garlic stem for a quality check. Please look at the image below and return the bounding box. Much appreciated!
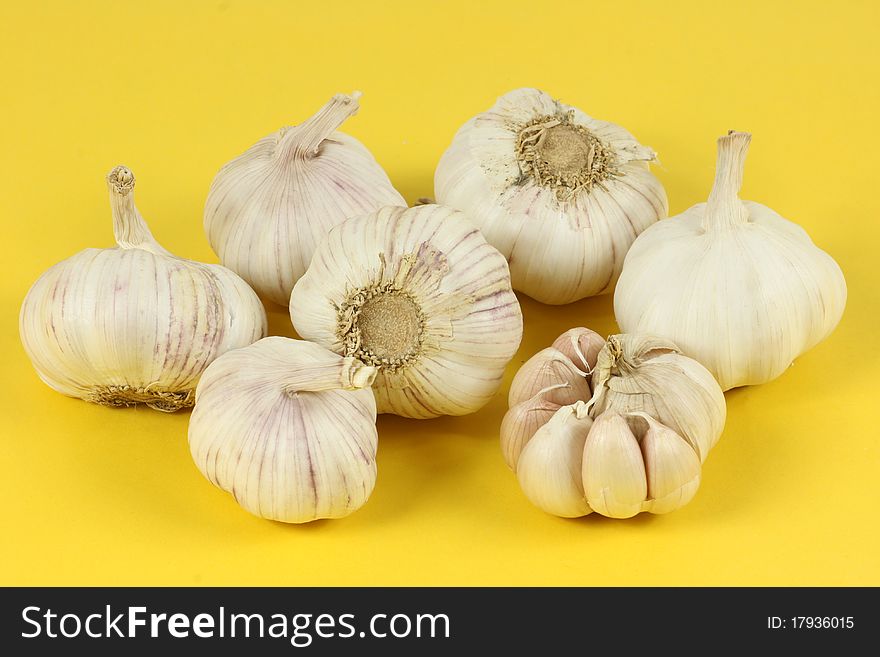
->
[703,130,752,231]
[107,166,167,254]
[572,399,591,420]
[278,92,362,160]
[281,356,377,395]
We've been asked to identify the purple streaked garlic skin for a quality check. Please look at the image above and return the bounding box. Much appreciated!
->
[20,166,267,412]
[204,92,405,306]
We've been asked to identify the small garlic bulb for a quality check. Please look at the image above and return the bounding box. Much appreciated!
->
[204,92,405,305]
[614,131,847,390]
[290,204,523,418]
[189,337,378,523]
[501,329,725,518]
[434,88,668,304]
[20,166,266,411]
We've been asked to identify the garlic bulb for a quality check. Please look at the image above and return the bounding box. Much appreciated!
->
[434,88,668,305]
[204,92,405,305]
[501,329,725,518]
[614,131,846,390]
[290,204,523,418]
[20,166,266,411]
[189,337,378,523]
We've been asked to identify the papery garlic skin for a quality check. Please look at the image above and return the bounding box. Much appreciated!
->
[507,347,590,407]
[500,388,562,471]
[615,131,846,390]
[188,337,378,523]
[19,166,267,411]
[589,334,725,462]
[551,327,605,374]
[290,204,523,419]
[434,88,668,304]
[205,92,405,306]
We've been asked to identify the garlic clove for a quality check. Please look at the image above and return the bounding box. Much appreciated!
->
[516,402,593,518]
[500,387,563,470]
[204,92,406,306]
[551,327,605,374]
[636,414,701,515]
[290,204,522,418]
[508,347,590,407]
[188,337,378,523]
[581,411,647,519]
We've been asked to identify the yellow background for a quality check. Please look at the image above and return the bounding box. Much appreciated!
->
[1,0,877,586]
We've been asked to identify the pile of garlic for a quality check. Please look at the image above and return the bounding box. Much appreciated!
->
[503,328,726,518]
[18,87,848,526]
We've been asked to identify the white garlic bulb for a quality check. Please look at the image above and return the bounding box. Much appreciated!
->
[189,337,378,523]
[290,204,523,418]
[19,166,266,411]
[615,131,846,390]
[434,88,668,305]
[501,329,725,518]
[204,92,405,305]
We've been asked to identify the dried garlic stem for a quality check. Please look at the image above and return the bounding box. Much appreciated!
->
[703,130,752,231]
[278,92,362,160]
[281,357,377,395]
[515,110,617,201]
[107,166,167,254]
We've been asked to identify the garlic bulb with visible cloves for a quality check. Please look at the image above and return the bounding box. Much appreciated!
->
[204,92,405,305]
[290,204,523,418]
[19,166,267,411]
[501,329,725,518]
[434,88,668,304]
[188,337,378,523]
[614,131,847,390]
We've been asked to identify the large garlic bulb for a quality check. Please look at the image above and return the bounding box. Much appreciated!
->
[204,92,405,305]
[290,204,523,418]
[502,329,726,518]
[189,338,378,523]
[434,88,668,305]
[615,131,846,390]
[19,166,267,411]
